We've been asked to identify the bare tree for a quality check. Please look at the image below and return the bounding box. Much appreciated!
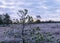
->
[27,15,33,23]
[17,9,28,43]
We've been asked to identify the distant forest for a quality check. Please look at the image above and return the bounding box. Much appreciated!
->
[0,9,60,25]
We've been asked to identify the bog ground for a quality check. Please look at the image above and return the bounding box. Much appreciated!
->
[0,23,60,43]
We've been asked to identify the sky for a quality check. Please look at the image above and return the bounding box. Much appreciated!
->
[0,0,60,21]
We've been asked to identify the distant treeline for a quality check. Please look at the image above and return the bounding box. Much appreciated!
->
[41,20,60,23]
[0,13,60,25]
[0,9,60,25]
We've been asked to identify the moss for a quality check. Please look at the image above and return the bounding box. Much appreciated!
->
[55,32,60,35]
[40,36,44,41]
[46,38,54,42]
[51,36,54,39]
[35,27,40,31]
[46,32,52,36]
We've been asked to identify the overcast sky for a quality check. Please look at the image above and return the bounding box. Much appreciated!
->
[0,0,60,21]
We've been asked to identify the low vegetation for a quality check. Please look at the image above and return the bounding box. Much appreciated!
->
[0,9,59,43]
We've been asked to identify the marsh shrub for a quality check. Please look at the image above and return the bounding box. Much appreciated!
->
[4,26,56,43]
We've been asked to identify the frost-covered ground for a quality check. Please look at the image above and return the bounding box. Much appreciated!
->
[0,23,60,43]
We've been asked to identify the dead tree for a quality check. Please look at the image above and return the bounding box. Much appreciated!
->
[17,9,28,43]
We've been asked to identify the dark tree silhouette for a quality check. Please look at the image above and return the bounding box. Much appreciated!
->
[34,20,41,23]
[35,15,41,23]
[0,15,3,24]
[4,13,11,25]
[16,19,19,24]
